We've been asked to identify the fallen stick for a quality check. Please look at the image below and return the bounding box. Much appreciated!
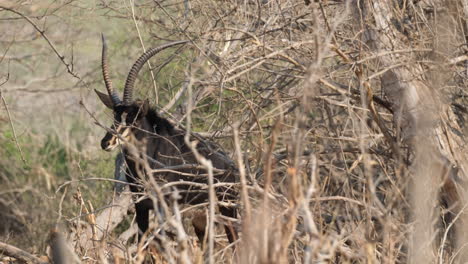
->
[0,241,48,264]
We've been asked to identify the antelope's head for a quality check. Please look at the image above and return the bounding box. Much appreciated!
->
[95,35,188,152]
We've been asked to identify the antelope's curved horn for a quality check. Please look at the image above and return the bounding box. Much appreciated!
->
[101,34,122,106]
[122,40,189,105]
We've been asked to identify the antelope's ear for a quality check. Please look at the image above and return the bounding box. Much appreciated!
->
[94,89,114,109]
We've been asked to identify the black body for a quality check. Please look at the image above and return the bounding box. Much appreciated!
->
[120,104,238,244]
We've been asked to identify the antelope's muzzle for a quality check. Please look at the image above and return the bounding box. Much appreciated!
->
[101,133,118,151]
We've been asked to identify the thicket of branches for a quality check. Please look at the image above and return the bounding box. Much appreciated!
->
[1,0,468,263]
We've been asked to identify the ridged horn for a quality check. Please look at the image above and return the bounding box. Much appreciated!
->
[122,40,189,105]
[101,34,121,106]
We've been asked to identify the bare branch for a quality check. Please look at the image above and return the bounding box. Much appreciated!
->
[0,242,48,264]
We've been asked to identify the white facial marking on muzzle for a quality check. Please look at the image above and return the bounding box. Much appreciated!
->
[104,144,116,151]
[121,112,128,125]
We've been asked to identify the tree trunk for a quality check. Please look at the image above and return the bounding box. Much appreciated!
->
[354,0,468,262]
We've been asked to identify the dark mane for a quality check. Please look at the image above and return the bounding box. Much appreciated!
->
[146,107,174,134]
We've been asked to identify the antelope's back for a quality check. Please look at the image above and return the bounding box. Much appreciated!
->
[156,130,238,205]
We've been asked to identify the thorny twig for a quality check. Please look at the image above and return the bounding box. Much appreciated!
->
[0,6,87,84]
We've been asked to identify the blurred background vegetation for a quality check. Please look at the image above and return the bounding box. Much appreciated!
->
[0,0,162,252]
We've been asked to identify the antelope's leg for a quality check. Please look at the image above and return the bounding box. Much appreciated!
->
[219,206,238,244]
[135,199,153,241]
[192,211,207,247]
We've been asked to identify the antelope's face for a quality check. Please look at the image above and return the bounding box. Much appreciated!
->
[100,107,132,151]
[97,96,150,152]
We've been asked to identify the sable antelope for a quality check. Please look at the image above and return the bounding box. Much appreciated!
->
[95,35,238,246]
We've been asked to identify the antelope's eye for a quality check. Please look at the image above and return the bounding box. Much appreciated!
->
[125,111,139,126]
[114,111,122,122]
[126,116,134,125]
